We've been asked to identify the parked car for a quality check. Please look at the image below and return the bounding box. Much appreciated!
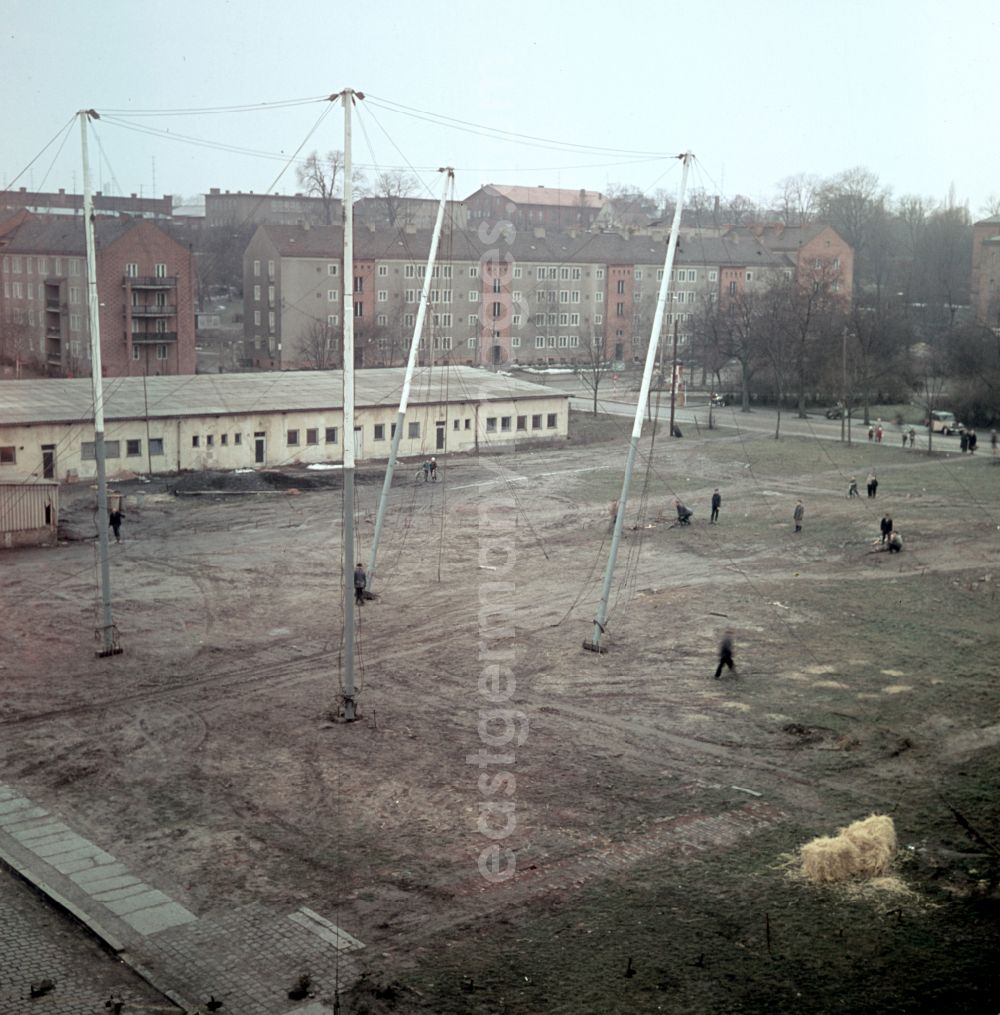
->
[925,410,965,436]
[824,404,852,419]
[709,392,726,407]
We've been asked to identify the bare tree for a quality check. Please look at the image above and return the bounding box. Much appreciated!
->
[576,327,611,415]
[296,150,346,225]
[721,291,762,412]
[371,170,417,228]
[815,166,892,286]
[773,173,819,225]
[300,319,339,369]
[980,195,1000,219]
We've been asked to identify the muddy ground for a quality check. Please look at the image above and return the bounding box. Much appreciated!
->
[2,411,999,1014]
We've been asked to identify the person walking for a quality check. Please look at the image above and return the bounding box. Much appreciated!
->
[909,426,917,448]
[875,423,884,443]
[793,499,804,533]
[991,429,998,459]
[960,431,969,453]
[867,470,878,498]
[880,512,893,544]
[847,476,859,497]
[714,632,736,678]
[108,507,124,543]
[710,488,721,524]
[968,430,978,454]
[353,563,367,605]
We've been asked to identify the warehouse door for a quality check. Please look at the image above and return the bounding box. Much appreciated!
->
[41,445,55,479]
[254,432,266,465]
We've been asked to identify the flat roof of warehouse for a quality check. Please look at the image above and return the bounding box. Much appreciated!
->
[0,367,566,426]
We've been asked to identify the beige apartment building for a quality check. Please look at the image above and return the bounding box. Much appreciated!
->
[241,222,821,372]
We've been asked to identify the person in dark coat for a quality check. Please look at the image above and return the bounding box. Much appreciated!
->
[674,499,693,525]
[960,431,969,453]
[714,632,735,678]
[793,499,804,533]
[888,531,903,552]
[710,488,721,524]
[109,508,124,543]
[353,563,367,604]
[880,513,893,544]
[867,471,878,498]
[968,430,977,453]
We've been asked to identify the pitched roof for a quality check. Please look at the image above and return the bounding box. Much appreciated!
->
[0,367,565,426]
[0,217,140,255]
[254,223,790,269]
[473,184,606,209]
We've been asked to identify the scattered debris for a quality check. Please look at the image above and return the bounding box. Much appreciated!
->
[731,785,763,797]
[30,979,55,998]
[287,973,312,1000]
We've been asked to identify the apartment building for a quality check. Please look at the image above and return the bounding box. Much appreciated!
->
[0,216,196,377]
[241,220,850,371]
[0,187,173,221]
[465,184,606,230]
[971,215,1000,328]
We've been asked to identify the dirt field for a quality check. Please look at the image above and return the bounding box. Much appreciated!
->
[3,410,999,1014]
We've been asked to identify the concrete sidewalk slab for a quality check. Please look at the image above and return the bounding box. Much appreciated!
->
[0,781,363,1013]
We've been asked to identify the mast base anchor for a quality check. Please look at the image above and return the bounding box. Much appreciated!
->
[582,640,607,654]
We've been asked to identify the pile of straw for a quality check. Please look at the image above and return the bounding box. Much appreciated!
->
[799,814,897,883]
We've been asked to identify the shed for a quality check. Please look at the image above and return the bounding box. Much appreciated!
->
[0,477,59,549]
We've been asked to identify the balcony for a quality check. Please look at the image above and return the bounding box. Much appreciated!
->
[128,304,176,317]
[45,298,64,310]
[131,331,177,344]
[127,276,177,288]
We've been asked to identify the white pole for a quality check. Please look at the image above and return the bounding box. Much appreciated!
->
[367,168,453,594]
[80,109,119,657]
[586,153,692,652]
[341,89,358,720]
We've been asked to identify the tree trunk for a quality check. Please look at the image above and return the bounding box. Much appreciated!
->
[774,400,782,439]
[740,365,751,412]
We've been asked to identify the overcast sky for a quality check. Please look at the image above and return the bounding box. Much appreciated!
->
[3,0,998,216]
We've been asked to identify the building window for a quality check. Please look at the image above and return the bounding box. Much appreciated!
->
[616,302,625,317]
[377,290,388,302]
[378,264,388,276]
[325,427,338,444]
[132,345,141,360]
[377,313,388,326]
[531,414,542,430]
[535,335,545,348]
[0,446,16,465]
[500,416,512,432]
[328,289,338,301]
[156,345,168,360]
[485,417,497,433]
[125,263,138,278]
[221,434,229,446]
[154,263,167,278]
[328,263,339,276]
[192,435,200,448]
[268,260,275,278]
[374,424,386,441]
[327,315,339,326]
[126,439,142,457]
[149,438,164,456]
[206,435,215,448]
[234,433,242,446]
[511,335,521,347]
[404,313,415,327]
[408,421,420,438]
[516,415,527,431]
[253,260,261,276]
[254,311,261,326]
[299,428,316,446]
[547,413,557,429]
[469,265,479,278]
[405,264,415,278]
[287,429,300,446]
[596,268,605,280]
[354,302,363,318]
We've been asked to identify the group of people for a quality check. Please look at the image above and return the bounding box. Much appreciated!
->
[422,457,438,481]
[959,430,979,453]
[880,512,903,553]
[900,428,918,447]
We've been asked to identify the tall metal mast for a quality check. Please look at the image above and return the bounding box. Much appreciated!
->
[340,89,361,720]
[79,109,120,657]
[584,152,692,653]
[367,168,453,597]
